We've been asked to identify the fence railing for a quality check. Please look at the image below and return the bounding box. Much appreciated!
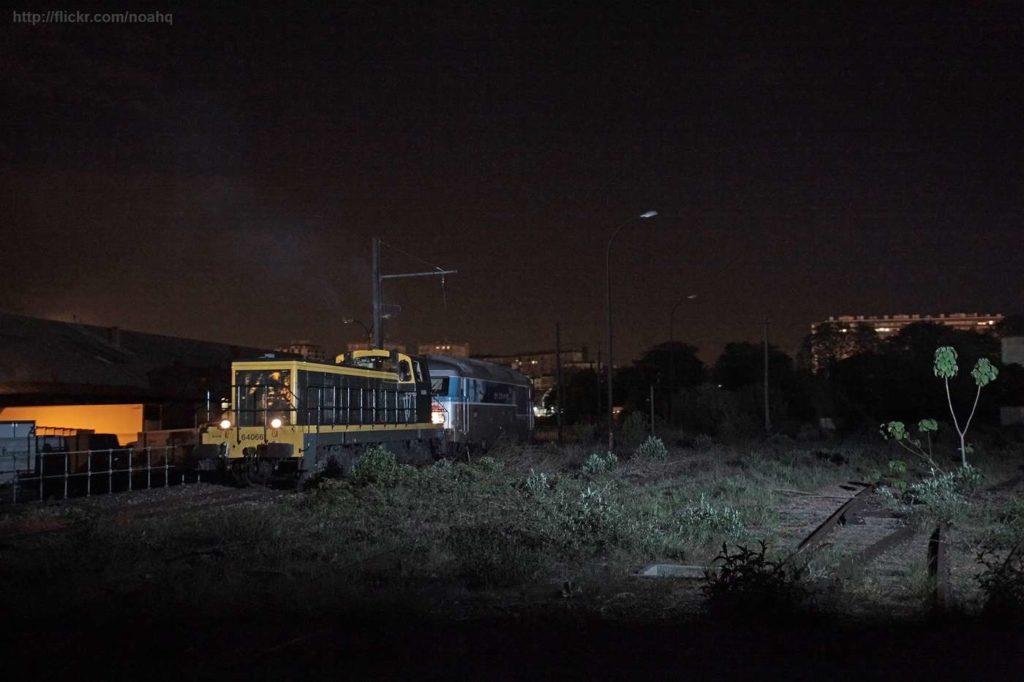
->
[0,445,192,504]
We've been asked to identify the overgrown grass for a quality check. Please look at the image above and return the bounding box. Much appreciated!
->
[2,435,1021,622]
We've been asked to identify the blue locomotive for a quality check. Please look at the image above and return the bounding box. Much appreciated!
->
[425,355,534,454]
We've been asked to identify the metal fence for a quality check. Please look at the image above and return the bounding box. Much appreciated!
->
[0,445,192,504]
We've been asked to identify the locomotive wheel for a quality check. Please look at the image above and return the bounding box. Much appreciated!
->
[227,461,251,487]
[245,459,273,486]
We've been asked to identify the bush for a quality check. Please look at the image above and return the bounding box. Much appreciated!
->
[703,541,808,616]
[351,446,411,487]
[621,412,648,446]
[635,435,668,461]
[559,485,636,553]
[976,543,1024,621]
[582,451,618,477]
[906,466,982,524]
[475,456,504,474]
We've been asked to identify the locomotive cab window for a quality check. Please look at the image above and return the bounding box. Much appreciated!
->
[235,369,294,427]
[431,377,450,396]
[398,360,412,382]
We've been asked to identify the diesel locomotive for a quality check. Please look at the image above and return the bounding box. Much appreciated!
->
[426,355,533,454]
[195,349,443,482]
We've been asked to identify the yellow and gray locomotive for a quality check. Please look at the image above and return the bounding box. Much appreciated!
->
[196,349,443,482]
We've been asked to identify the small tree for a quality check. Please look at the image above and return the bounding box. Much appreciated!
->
[933,346,998,467]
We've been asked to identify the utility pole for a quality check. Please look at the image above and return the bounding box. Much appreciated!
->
[763,315,771,433]
[555,322,563,446]
[649,384,655,435]
[372,239,384,348]
[371,237,457,348]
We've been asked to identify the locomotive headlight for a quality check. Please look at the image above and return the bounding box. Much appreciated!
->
[270,417,283,429]
[219,418,232,430]
[431,411,445,425]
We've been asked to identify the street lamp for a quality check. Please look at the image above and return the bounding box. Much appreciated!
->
[605,209,658,451]
[342,318,372,349]
[669,294,698,343]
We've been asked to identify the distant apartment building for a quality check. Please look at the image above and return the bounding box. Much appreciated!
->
[808,312,1004,371]
[812,312,1004,339]
[417,342,471,358]
[276,340,327,362]
[474,347,592,394]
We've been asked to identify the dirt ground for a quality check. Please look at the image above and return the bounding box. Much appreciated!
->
[4,450,1024,680]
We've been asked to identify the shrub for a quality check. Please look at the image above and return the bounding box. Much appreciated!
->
[703,541,808,616]
[475,456,504,474]
[621,412,648,446]
[976,543,1024,621]
[351,446,411,487]
[582,451,618,477]
[905,466,982,524]
[635,435,668,461]
[560,485,636,553]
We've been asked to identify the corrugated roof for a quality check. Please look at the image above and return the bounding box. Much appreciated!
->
[0,313,268,402]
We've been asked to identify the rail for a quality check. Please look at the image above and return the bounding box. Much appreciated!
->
[0,445,192,504]
[787,482,953,609]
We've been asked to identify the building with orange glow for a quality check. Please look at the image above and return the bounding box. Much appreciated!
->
[0,313,268,443]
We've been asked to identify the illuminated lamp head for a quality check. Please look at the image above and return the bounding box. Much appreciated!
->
[219,418,232,430]
[270,417,283,429]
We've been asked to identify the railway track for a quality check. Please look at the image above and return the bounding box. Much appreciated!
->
[773,480,950,611]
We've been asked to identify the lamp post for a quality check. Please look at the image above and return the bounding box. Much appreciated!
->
[667,294,697,426]
[605,210,658,451]
[342,318,372,349]
[668,294,698,344]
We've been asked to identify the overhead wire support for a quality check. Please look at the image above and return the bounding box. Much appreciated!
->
[371,237,457,348]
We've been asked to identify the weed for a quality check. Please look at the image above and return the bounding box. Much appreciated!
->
[881,420,942,470]
[976,543,1024,621]
[581,451,618,477]
[681,493,745,541]
[525,469,552,497]
[702,541,809,616]
[351,446,413,487]
[889,466,984,525]
[933,346,998,467]
[559,484,637,554]
[635,435,668,461]
[475,456,504,474]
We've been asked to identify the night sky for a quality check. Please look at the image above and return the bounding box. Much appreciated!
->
[3,4,1021,364]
